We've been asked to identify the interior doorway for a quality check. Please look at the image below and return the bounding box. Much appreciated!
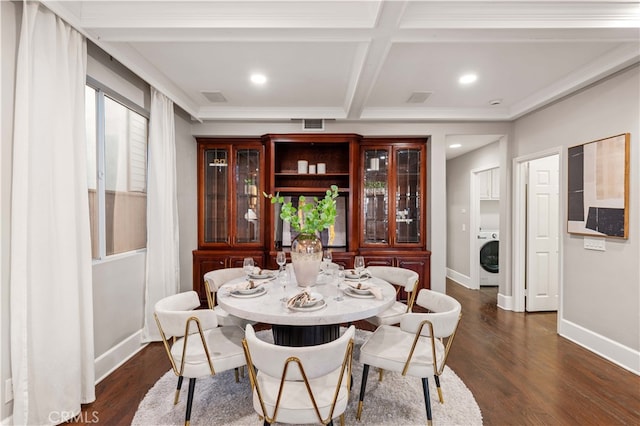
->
[469,165,500,290]
[513,149,562,313]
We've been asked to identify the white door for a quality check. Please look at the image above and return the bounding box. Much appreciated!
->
[526,155,559,311]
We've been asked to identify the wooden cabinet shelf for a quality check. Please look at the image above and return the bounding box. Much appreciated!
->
[193,134,431,305]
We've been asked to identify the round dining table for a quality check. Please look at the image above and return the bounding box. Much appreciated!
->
[217,271,396,346]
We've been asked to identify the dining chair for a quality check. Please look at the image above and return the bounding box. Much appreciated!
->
[356,289,462,425]
[364,266,420,327]
[204,267,256,327]
[243,324,356,426]
[154,291,246,426]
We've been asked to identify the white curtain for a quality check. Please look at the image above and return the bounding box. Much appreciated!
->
[11,2,95,424]
[141,88,180,342]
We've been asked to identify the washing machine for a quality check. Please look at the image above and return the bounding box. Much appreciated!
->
[478,230,499,286]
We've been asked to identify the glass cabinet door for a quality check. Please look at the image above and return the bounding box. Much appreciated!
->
[235,148,261,244]
[363,148,389,244]
[395,148,421,244]
[204,148,229,243]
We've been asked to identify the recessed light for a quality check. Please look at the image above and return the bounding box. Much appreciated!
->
[250,73,267,85]
[459,73,477,85]
[449,144,462,149]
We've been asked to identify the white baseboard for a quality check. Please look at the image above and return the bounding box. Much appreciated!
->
[94,329,148,384]
[446,268,471,288]
[497,293,513,310]
[559,318,640,376]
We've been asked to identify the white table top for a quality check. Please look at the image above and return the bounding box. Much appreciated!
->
[217,272,396,326]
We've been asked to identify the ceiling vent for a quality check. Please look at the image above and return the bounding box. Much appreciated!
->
[302,119,324,131]
[406,91,432,103]
[201,91,227,103]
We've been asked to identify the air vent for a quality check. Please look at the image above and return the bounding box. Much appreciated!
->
[406,92,432,103]
[201,91,227,103]
[302,119,324,131]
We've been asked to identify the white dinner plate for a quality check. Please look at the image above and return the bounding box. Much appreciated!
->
[288,299,327,312]
[230,286,267,298]
[248,270,277,280]
[344,287,376,299]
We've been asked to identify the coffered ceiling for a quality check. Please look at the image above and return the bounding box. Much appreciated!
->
[47,1,640,124]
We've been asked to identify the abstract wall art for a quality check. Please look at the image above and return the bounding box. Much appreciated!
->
[567,133,630,238]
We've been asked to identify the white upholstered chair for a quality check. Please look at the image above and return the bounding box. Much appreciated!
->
[204,267,255,327]
[357,289,462,425]
[364,266,420,327]
[154,291,246,426]
[243,324,356,426]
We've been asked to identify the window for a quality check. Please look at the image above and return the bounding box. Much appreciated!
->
[86,85,149,259]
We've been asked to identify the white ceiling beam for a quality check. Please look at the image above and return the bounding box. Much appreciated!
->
[78,1,383,29]
[509,42,640,119]
[401,1,640,29]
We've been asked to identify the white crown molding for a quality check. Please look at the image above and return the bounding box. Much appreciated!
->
[197,106,347,121]
[360,106,512,121]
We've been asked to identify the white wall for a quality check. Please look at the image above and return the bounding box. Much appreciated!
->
[174,108,197,293]
[513,65,640,370]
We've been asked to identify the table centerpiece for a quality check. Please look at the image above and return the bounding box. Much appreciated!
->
[264,185,339,286]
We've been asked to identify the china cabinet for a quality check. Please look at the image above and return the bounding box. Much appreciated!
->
[262,133,359,255]
[193,134,431,305]
[359,138,430,298]
[192,138,266,301]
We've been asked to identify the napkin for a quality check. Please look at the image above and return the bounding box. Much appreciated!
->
[347,282,382,299]
[286,290,317,308]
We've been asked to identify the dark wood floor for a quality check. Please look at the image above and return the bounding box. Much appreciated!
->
[67,280,640,425]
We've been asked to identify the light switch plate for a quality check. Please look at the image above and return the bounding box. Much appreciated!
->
[584,237,606,251]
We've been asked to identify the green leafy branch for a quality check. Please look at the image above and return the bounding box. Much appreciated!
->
[263,185,339,234]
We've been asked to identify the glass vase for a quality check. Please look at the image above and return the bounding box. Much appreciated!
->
[290,232,323,287]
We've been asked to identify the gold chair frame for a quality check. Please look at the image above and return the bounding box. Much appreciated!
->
[357,313,462,422]
[155,314,217,405]
[243,338,354,426]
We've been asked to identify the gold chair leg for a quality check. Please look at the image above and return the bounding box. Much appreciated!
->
[234,367,239,383]
[174,389,180,405]
[437,386,444,403]
[356,401,364,420]
[378,368,384,381]
[340,413,345,426]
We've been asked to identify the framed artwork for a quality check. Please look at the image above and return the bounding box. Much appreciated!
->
[567,133,630,238]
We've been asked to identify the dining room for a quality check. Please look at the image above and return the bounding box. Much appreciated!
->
[1,1,639,425]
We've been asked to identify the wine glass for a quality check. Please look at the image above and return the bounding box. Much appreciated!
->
[279,268,290,302]
[243,257,254,278]
[322,250,332,274]
[276,251,286,272]
[334,266,345,301]
[354,256,365,284]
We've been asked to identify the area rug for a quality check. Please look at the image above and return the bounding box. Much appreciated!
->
[132,328,482,426]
